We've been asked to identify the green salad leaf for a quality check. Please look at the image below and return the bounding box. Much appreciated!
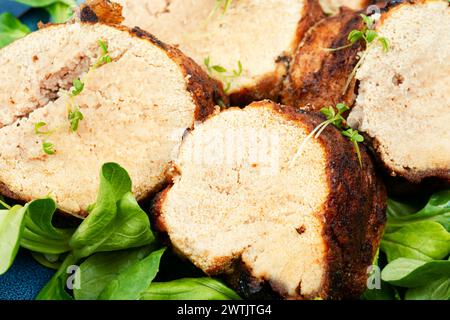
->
[387,190,450,231]
[36,253,77,300]
[405,276,450,300]
[20,198,75,255]
[381,221,450,262]
[73,245,157,300]
[70,163,155,258]
[142,278,242,300]
[99,248,166,300]
[371,190,450,301]
[44,1,75,23]
[0,162,240,301]
[382,258,450,287]
[0,13,30,48]
[0,205,27,274]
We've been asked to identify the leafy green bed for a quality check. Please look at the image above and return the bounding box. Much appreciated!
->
[0,0,449,301]
[1,162,449,300]
[0,163,241,300]
[362,191,450,300]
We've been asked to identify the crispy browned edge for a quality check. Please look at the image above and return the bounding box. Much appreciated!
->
[355,0,450,184]
[228,0,326,106]
[0,6,227,218]
[152,100,387,300]
[79,1,228,120]
[281,7,364,111]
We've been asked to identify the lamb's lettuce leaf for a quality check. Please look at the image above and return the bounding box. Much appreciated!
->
[99,248,166,300]
[387,191,450,231]
[0,205,27,274]
[0,12,30,48]
[73,245,157,300]
[382,258,450,287]
[13,0,77,23]
[381,221,450,262]
[69,163,155,258]
[141,278,242,300]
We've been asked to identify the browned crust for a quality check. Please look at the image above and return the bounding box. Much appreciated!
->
[153,100,387,300]
[79,0,125,24]
[314,113,387,299]
[229,0,325,106]
[257,101,386,299]
[356,0,450,183]
[366,133,450,184]
[0,17,226,217]
[78,1,228,119]
[377,0,432,25]
[126,26,228,120]
[281,7,364,111]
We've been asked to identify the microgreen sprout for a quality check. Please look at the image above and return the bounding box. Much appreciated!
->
[42,141,56,155]
[204,56,242,93]
[71,78,84,96]
[68,107,84,132]
[66,39,110,132]
[290,103,365,168]
[93,39,112,69]
[33,39,112,154]
[323,14,390,95]
[208,0,233,20]
[34,122,52,135]
[325,14,389,53]
[342,128,364,167]
[35,122,56,155]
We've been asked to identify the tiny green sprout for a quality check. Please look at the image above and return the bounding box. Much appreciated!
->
[338,13,391,95]
[212,65,227,73]
[71,78,84,96]
[204,57,243,94]
[98,39,108,54]
[204,57,211,69]
[42,141,56,155]
[290,103,349,166]
[378,37,390,52]
[364,29,378,43]
[34,122,52,135]
[233,60,243,77]
[326,13,389,53]
[68,107,84,132]
[321,102,349,128]
[291,103,364,168]
[209,0,233,19]
[342,128,364,167]
[360,14,373,29]
[93,39,112,69]
[348,30,364,44]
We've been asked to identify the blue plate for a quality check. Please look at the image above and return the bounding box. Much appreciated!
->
[0,250,55,300]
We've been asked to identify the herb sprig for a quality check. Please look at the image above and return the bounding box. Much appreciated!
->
[208,0,233,19]
[93,39,112,69]
[35,39,112,155]
[204,56,242,93]
[67,107,84,132]
[290,103,365,167]
[0,163,241,300]
[66,39,111,132]
[325,14,389,53]
[324,14,390,95]
[34,122,56,155]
